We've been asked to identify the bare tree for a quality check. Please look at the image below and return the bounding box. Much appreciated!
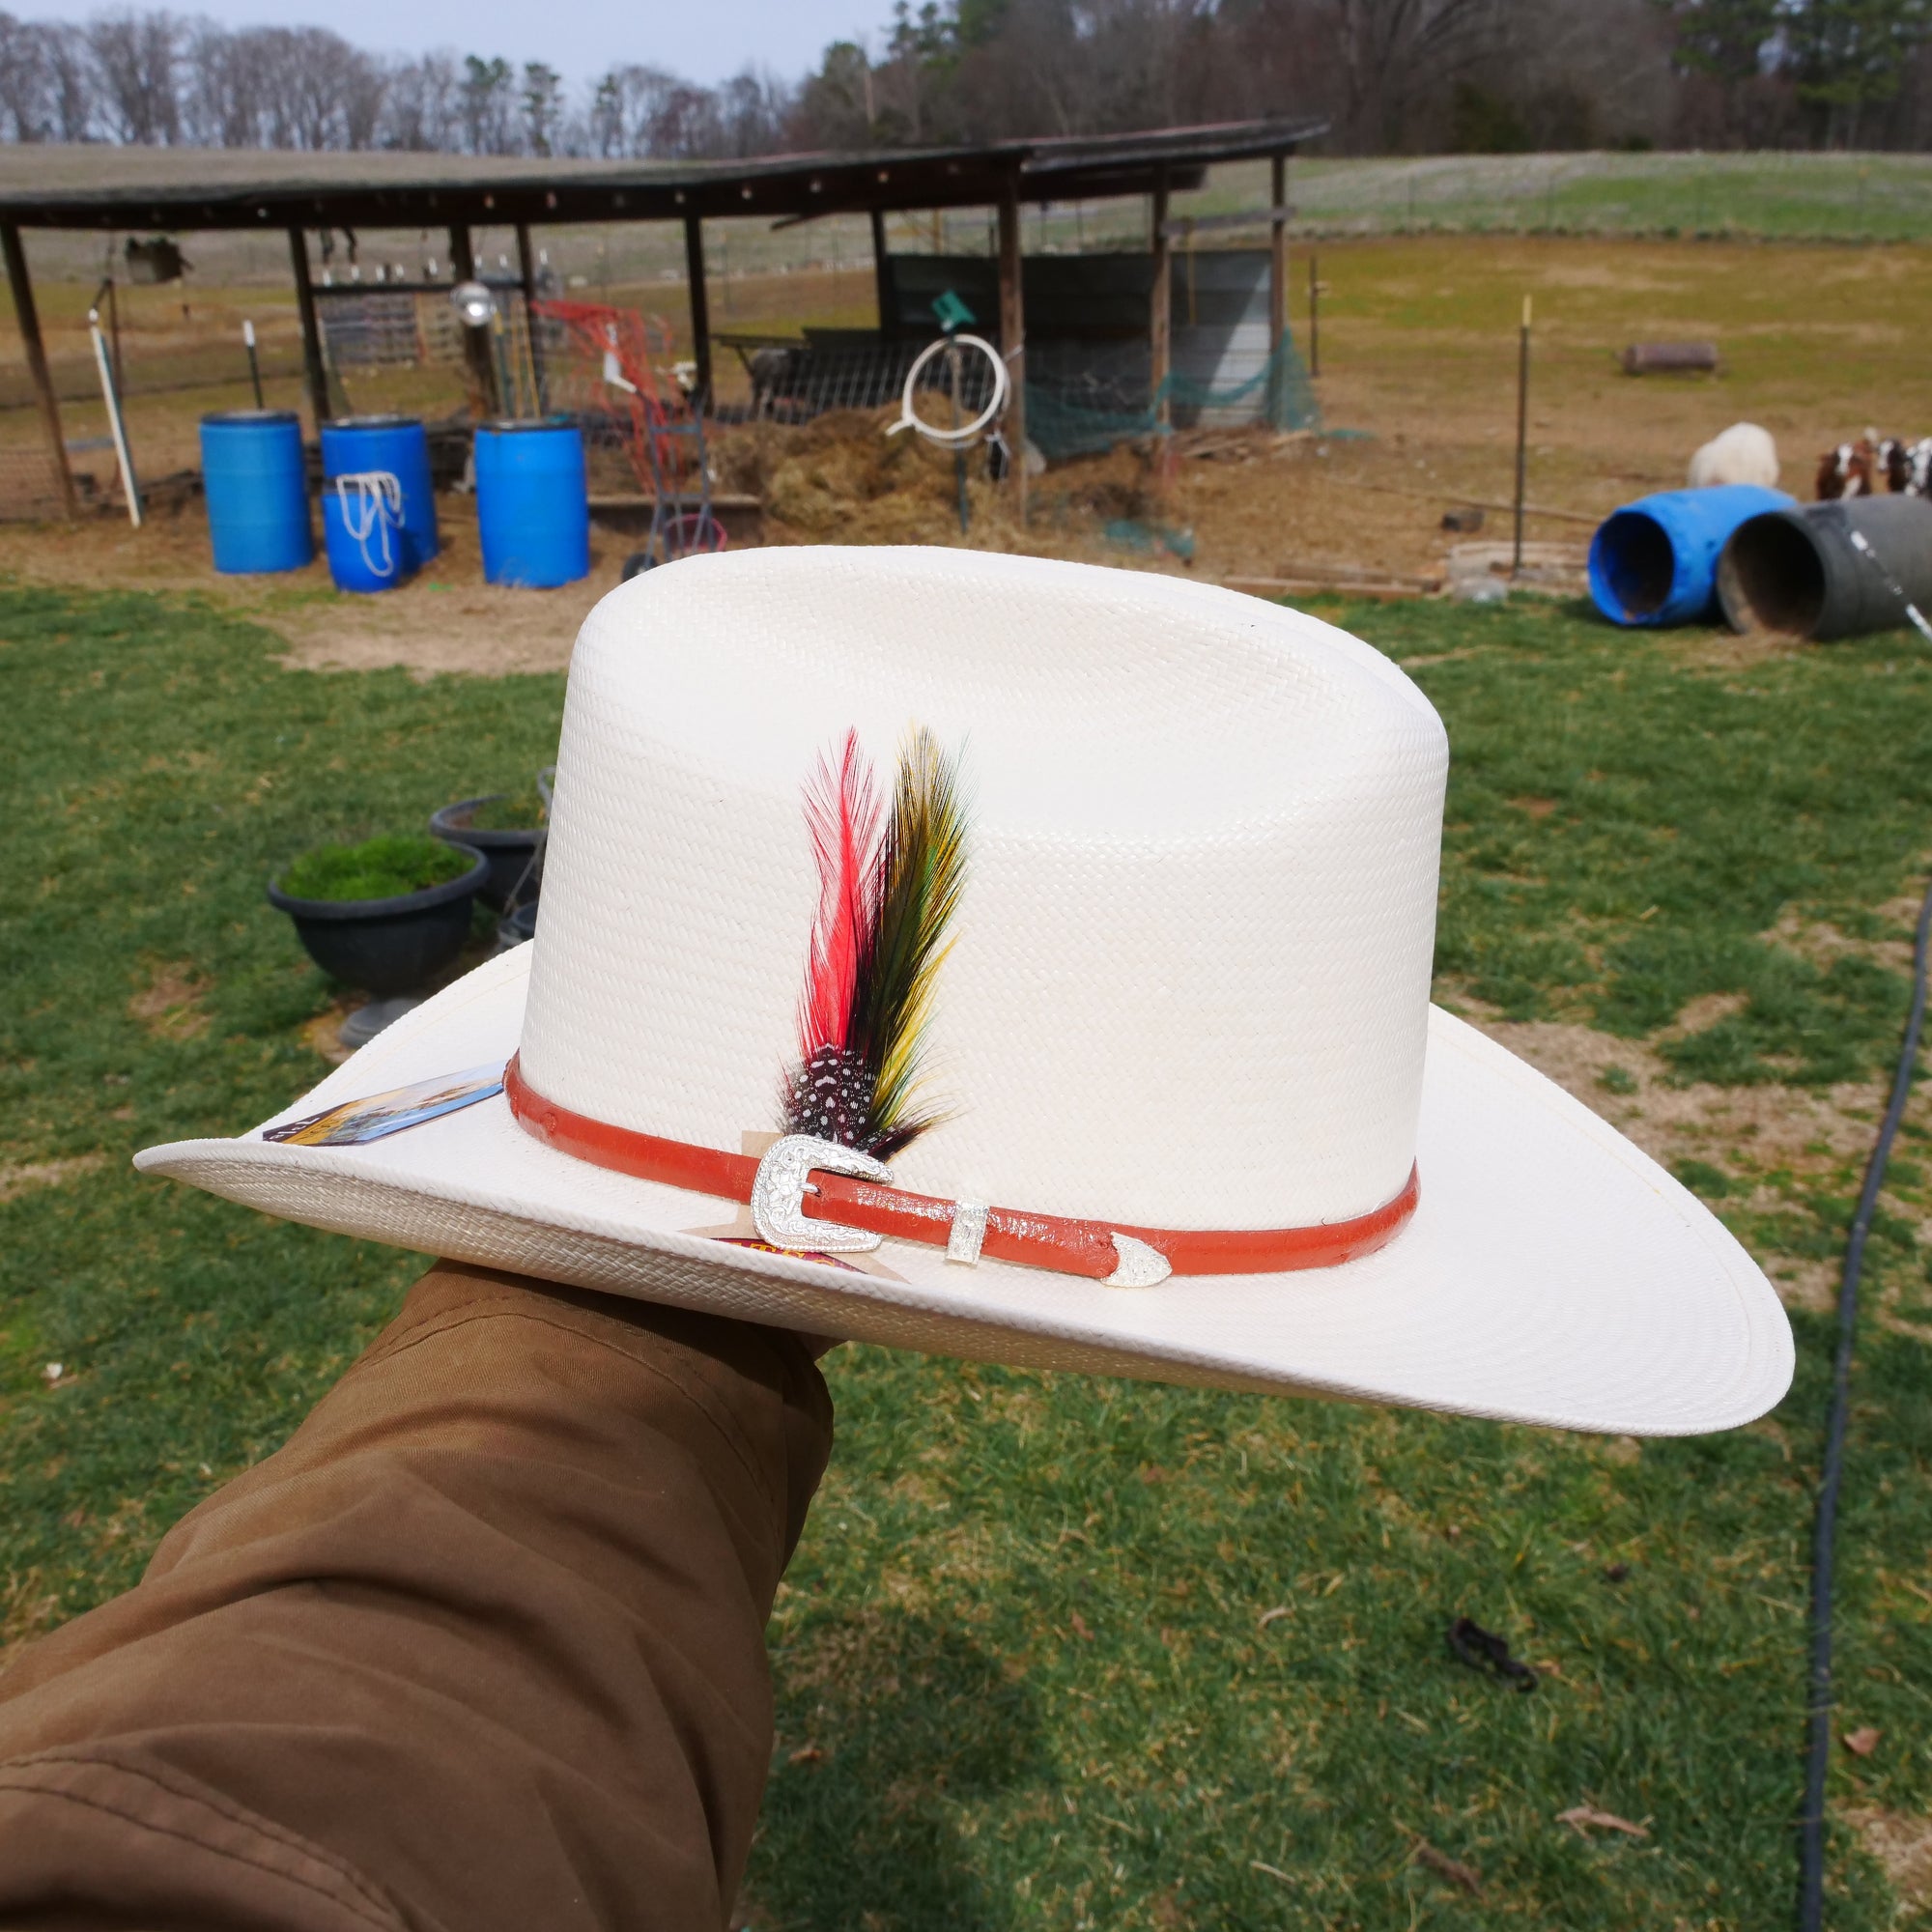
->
[43,22,96,138]
[86,8,182,143]
[382,52,464,151]
[0,13,55,138]
[587,63,680,156]
[180,18,263,146]
[582,60,791,157]
[1333,0,1510,149]
[337,39,386,148]
[716,69,792,155]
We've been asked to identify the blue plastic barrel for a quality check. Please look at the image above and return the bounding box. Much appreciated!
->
[200,411,311,574]
[1589,484,1792,627]
[475,419,589,588]
[321,414,438,586]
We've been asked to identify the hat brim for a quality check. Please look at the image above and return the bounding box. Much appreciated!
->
[135,946,1792,1435]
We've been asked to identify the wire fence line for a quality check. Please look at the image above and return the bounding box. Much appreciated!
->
[0,347,308,412]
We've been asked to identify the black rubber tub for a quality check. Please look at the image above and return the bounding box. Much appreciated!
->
[1717,495,1932,641]
[496,900,538,952]
[268,844,488,996]
[430,794,544,911]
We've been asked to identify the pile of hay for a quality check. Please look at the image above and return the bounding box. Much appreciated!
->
[710,410,1026,547]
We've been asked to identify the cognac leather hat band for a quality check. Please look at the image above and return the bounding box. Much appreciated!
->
[504,1056,1419,1285]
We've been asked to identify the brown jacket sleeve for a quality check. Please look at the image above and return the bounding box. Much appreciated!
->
[0,1261,834,1932]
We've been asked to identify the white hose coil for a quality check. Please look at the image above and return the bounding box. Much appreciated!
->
[334,469,404,580]
[886,333,1009,448]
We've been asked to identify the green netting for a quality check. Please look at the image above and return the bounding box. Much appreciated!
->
[1026,332,1321,464]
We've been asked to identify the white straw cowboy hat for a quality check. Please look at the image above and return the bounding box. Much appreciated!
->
[138,547,1792,1435]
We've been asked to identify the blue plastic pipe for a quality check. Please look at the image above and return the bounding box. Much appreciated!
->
[1589,484,1793,627]
[474,419,589,588]
[200,411,311,574]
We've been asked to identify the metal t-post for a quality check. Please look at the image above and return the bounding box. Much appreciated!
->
[243,319,265,407]
[1513,297,1532,578]
[89,304,141,527]
[1308,251,1321,379]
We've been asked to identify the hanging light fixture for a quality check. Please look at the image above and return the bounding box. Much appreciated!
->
[450,280,497,329]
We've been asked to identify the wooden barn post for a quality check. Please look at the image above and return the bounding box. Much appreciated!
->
[515,219,547,412]
[997,179,1026,522]
[1268,150,1290,427]
[2,222,77,519]
[1150,169,1172,432]
[870,207,895,338]
[447,223,500,417]
[286,227,333,429]
[684,213,713,413]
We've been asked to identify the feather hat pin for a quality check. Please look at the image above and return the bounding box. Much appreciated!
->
[783,726,966,1158]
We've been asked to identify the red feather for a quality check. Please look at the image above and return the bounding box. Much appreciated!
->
[799,729,881,1059]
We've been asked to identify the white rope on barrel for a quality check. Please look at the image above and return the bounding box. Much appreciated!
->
[334,469,404,580]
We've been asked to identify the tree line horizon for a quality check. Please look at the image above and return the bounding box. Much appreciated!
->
[4,0,1931,163]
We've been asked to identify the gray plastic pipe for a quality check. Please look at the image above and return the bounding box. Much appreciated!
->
[1718,496,1932,641]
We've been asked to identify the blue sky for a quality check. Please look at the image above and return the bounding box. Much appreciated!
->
[24,0,874,88]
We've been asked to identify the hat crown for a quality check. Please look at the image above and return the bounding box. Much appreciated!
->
[517,548,1448,1231]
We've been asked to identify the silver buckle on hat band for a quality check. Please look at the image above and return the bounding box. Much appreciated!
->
[749,1133,1174,1287]
[751,1135,891,1254]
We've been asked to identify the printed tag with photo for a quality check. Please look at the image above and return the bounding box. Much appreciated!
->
[262,1065,506,1148]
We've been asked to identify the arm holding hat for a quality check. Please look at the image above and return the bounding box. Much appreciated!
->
[0,1260,833,1931]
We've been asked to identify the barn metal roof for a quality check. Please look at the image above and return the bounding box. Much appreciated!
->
[0,117,1327,230]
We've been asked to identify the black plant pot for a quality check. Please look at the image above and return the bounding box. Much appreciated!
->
[429,795,544,912]
[269,845,489,997]
[496,899,538,952]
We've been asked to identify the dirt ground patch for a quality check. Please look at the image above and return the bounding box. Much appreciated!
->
[9,233,1927,673]
[128,961,211,1037]
[1846,1808,1932,1912]
[266,509,629,677]
[0,422,1471,674]
[0,491,620,677]
[0,421,1556,674]
[0,1153,106,1203]
[1446,999,1918,1314]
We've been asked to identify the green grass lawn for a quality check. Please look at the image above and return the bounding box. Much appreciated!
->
[1174,152,1932,245]
[4,581,1932,1928]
